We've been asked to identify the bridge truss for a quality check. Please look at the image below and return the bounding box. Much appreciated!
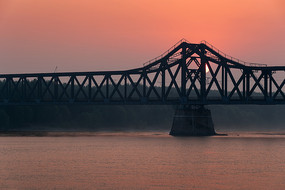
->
[0,40,285,105]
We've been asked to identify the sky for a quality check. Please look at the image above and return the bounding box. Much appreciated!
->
[0,0,285,74]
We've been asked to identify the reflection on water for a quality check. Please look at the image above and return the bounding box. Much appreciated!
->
[0,132,285,189]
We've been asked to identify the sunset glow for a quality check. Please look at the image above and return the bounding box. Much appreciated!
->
[0,0,284,74]
[206,64,210,73]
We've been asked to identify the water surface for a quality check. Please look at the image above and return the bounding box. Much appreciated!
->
[0,132,285,189]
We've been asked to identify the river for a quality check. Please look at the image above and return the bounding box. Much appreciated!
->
[0,132,285,189]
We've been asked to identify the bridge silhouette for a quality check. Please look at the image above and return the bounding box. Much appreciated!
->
[1,39,284,106]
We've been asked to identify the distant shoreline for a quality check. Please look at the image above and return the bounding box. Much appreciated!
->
[1,131,285,137]
[0,131,169,137]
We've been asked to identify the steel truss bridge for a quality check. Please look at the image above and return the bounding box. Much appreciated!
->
[1,40,285,106]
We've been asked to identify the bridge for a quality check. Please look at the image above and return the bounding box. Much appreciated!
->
[1,39,285,135]
[1,39,284,106]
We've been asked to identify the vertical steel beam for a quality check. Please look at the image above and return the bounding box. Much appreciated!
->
[243,71,246,100]
[269,71,272,100]
[21,77,25,101]
[161,60,166,102]
[106,74,109,100]
[200,46,206,102]
[143,70,146,98]
[88,75,92,101]
[263,70,268,100]
[181,44,187,100]
[222,65,224,96]
[71,75,74,100]
[54,76,58,101]
[225,66,227,99]
[124,74,127,101]
[246,70,250,100]
[7,77,10,101]
[38,76,42,101]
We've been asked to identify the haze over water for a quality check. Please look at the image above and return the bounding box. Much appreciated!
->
[1,131,285,189]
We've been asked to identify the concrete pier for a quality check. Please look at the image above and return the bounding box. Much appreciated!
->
[169,106,216,136]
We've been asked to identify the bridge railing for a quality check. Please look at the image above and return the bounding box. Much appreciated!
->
[142,38,189,67]
[200,40,267,67]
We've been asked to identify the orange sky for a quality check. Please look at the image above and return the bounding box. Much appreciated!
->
[0,0,285,73]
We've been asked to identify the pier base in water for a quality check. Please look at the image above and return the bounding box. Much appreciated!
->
[169,106,216,136]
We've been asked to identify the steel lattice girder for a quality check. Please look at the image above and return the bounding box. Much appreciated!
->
[0,42,285,105]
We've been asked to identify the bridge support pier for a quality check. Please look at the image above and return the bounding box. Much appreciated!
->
[169,105,216,136]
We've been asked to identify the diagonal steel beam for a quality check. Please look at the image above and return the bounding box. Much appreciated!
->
[145,70,161,99]
[109,75,124,100]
